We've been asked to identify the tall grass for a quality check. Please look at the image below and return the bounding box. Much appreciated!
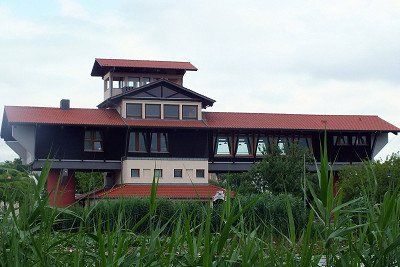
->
[1,137,400,265]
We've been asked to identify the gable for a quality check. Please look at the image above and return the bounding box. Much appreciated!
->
[98,80,215,108]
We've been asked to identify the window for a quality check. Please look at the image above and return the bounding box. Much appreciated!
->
[127,77,140,88]
[151,133,168,153]
[352,136,367,146]
[215,135,231,155]
[174,169,183,178]
[145,104,161,119]
[236,135,251,156]
[128,132,147,152]
[277,138,287,155]
[141,77,151,85]
[105,78,110,90]
[164,104,179,119]
[256,136,269,156]
[131,169,140,178]
[334,135,350,146]
[112,77,123,89]
[84,130,103,152]
[154,169,162,178]
[126,103,142,119]
[182,105,198,120]
[297,137,313,150]
[196,169,205,178]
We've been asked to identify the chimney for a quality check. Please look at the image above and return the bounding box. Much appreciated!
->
[60,99,70,110]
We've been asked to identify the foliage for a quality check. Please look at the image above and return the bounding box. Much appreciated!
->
[219,144,316,196]
[0,158,28,179]
[75,171,104,194]
[339,153,400,202]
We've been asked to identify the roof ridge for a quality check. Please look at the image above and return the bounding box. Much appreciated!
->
[202,111,379,117]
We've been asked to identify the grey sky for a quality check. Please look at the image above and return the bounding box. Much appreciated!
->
[0,0,399,161]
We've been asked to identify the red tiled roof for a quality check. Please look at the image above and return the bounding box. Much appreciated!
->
[95,58,198,71]
[4,106,125,126]
[89,184,231,200]
[3,106,399,132]
[203,112,400,132]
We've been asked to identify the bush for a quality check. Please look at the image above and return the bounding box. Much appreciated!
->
[339,153,400,203]
[75,172,104,194]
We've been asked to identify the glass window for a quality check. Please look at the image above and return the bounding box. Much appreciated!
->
[174,169,183,178]
[145,104,161,119]
[334,135,350,146]
[105,78,110,90]
[196,169,205,178]
[277,138,286,155]
[112,77,123,89]
[141,77,150,85]
[182,105,198,120]
[164,104,179,119]
[297,137,312,150]
[154,169,162,178]
[131,169,140,178]
[352,136,367,146]
[151,133,168,153]
[128,132,147,152]
[126,103,142,119]
[84,130,103,152]
[215,136,231,155]
[127,77,140,88]
[256,136,268,156]
[236,135,251,155]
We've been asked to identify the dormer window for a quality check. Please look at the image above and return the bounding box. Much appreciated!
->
[182,105,198,120]
[145,104,161,119]
[164,104,179,119]
[126,103,142,119]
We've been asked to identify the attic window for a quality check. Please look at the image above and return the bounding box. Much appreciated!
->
[126,103,142,119]
[182,105,198,120]
[145,104,161,119]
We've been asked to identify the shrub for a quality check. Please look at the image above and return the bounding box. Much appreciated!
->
[75,172,104,193]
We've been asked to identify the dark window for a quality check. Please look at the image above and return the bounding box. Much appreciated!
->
[126,103,142,119]
[334,135,350,146]
[150,133,168,153]
[131,169,140,178]
[174,169,183,178]
[215,135,231,155]
[277,137,288,155]
[182,105,198,120]
[196,169,205,178]
[84,130,103,152]
[352,136,367,146]
[154,169,163,178]
[141,77,151,85]
[164,104,179,119]
[129,132,147,152]
[145,104,161,119]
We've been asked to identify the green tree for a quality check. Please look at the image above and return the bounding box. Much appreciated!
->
[75,172,104,194]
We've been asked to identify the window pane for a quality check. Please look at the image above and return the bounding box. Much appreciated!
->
[216,136,230,155]
[236,135,251,155]
[160,133,168,152]
[131,169,140,178]
[277,138,286,155]
[112,78,122,89]
[128,77,140,88]
[84,131,91,139]
[164,105,179,119]
[154,169,162,178]
[196,169,205,178]
[94,131,102,140]
[129,132,146,152]
[174,169,182,178]
[126,103,142,119]
[151,133,158,152]
[84,140,92,151]
[256,136,268,155]
[145,104,161,119]
[128,132,136,152]
[298,137,308,149]
[139,133,146,151]
[141,77,150,85]
[93,141,102,151]
[182,105,198,120]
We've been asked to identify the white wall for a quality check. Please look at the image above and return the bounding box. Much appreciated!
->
[372,133,389,158]
[11,125,36,164]
[121,158,208,184]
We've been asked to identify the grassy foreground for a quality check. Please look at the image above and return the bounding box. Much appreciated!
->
[1,141,400,266]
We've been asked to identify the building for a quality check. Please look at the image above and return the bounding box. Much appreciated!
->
[1,58,399,206]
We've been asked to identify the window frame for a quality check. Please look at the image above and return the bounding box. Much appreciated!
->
[215,135,232,156]
[352,135,367,146]
[182,105,198,120]
[126,103,143,119]
[235,134,252,156]
[174,169,183,178]
[145,104,161,119]
[128,132,147,153]
[196,169,205,178]
[84,130,103,152]
[150,132,169,153]
[131,169,140,178]
[164,104,180,120]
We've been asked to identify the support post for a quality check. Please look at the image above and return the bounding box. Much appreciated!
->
[47,169,76,207]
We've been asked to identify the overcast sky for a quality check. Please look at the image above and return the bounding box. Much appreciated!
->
[0,0,399,161]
